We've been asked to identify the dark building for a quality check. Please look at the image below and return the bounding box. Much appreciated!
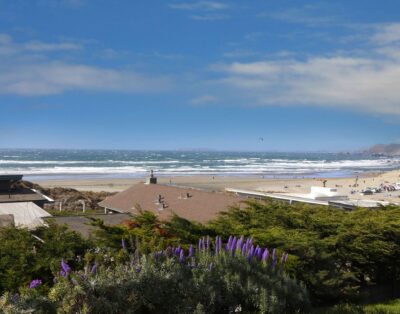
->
[0,175,54,208]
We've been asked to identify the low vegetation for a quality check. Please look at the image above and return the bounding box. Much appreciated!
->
[0,198,399,312]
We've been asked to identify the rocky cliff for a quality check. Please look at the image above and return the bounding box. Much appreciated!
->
[365,143,400,156]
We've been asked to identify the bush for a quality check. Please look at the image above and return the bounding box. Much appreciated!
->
[364,299,400,314]
[209,201,400,304]
[0,224,89,294]
[2,236,310,313]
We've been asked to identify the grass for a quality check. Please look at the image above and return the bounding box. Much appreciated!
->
[312,299,400,314]
[365,299,400,314]
[46,209,104,216]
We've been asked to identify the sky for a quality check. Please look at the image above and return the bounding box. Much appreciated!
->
[0,0,400,151]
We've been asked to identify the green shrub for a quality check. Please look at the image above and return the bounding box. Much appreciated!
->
[1,236,310,313]
[364,299,400,314]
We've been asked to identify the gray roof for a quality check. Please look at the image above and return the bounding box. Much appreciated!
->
[0,188,50,204]
[45,213,132,238]
[0,175,23,181]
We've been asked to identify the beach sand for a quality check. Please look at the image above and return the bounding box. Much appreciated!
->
[33,169,400,203]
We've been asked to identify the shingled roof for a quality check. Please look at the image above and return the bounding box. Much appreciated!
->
[98,183,241,223]
[45,213,132,238]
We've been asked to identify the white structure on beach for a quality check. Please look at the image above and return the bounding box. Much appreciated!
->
[304,187,348,201]
[226,187,396,210]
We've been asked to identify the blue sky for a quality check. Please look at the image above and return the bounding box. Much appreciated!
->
[1,0,400,151]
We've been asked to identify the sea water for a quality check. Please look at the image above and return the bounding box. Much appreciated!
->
[0,149,399,180]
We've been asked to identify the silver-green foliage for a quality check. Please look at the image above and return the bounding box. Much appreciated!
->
[1,245,310,313]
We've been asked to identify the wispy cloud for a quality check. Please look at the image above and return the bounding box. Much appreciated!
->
[169,1,228,11]
[260,4,339,26]
[0,62,172,96]
[190,13,228,21]
[24,40,82,52]
[0,34,172,96]
[0,33,83,55]
[169,1,230,20]
[191,95,218,105]
[371,23,400,45]
[223,49,259,59]
[209,23,400,116]
[37,0,85,8]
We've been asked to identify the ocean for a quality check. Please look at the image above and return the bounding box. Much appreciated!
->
[0,149,399,180]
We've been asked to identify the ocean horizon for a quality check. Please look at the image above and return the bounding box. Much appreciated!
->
[0,148,399,181]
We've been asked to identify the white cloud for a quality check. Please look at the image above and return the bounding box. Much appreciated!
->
[223,49,259,59]
[190,13,228,20]
[0,34,12,45]
[24,40,82,52]
[371,23,400,45]
[260,5,337,26]
[169,1,228,11]
[0,33,83,55]
[214,56,400,115]
[210,23,400,116]
[169,1,229,20]
[0,62,172,96]
[0,34,173,96]
[191,95,218,105]
[36,0,85,8]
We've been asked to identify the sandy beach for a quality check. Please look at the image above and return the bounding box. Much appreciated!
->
[33,169,400,203]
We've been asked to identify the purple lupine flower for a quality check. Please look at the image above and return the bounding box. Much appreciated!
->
[247,245,255,261]
[136,266,142,273]
[230,236,237,252]
[60,259,71,277]
[206,236,210,251]
[248,238,253,250]
[244,237,253,253]
[281,252,289,266]
[257,248,263,260]
[198,238,203,252]
[241,243,246,255]
[226,235,233,250]
[121,238,127,250]
[244,238,250,249]
[272,248,276,260]
[189,244,194,257]
[272,249,278,268]
[91,262,98,274]
[215,236,220,255]
[179,249,185,263]
[29,279,42,289]
[236,235,244,251]
[203,237,207,251]
[218,236,222,254]
[254,246,261,260]
[262,248,269,262]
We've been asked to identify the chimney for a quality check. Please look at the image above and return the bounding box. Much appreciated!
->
[145,169,157,184]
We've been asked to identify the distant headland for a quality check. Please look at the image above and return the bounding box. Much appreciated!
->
[365,143,400,156]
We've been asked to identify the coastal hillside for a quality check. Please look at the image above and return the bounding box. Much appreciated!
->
[365,143,400,156]
[13,180,114,213]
